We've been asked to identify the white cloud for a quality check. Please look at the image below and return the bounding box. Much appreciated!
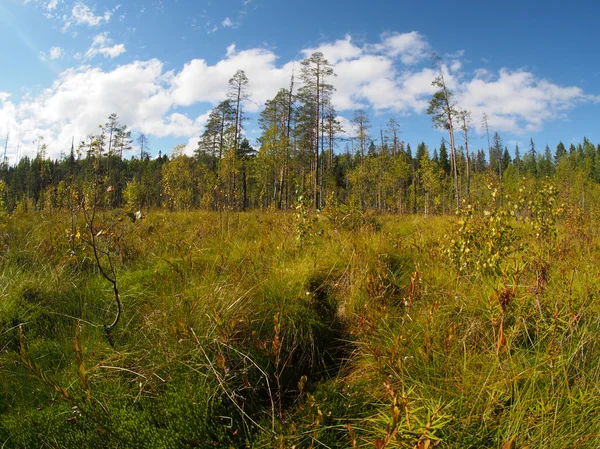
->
[0,34,594,161]
[457,69,590,134]
[46,0,58,10]
[49,46,63,59]
[301,34,436,114]
[445,49,465,59]
[450,60,462,72]
[0,59,174,161]
[332,54,396,110]
[71,1,111,27]
[221,17,234,27]
[169,45,292,112]
[370,31,430,65]
[335,115,356,139]
[85,32,126,59]
[301,35,362,64]
[226,44,236,57]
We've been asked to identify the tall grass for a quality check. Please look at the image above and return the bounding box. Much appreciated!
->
[1,205,600,448]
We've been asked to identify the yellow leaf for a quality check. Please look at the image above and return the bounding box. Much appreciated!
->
[216,354,226,370]
[501,435,517,449]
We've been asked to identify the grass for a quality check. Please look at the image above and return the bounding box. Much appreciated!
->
[1,205,600,448]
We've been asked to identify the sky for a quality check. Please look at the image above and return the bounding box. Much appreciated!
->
[1,0,599,162]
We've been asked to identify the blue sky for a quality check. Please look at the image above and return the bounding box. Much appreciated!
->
[1,0,599,162]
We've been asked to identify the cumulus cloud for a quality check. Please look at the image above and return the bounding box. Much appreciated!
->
[170,44,293,112]
[369,31,430,65]
[301,33,590,134]
[0,32,594,161]
[335,115,356,139]
[301,35,362,64]
[46,0,58,10]
[300,32,435,112]
[457,69,589,134]
[85,33,126,59]
[0,59,174,162]
[71,1,111,27]
[49,46,63,59]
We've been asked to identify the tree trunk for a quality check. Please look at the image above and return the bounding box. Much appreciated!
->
[314,71,320,209]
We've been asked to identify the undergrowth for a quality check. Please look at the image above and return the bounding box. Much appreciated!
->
[2,188,600,448]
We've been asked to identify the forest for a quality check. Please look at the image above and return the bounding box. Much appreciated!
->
[2,52,600,449]
[3,54,600,216]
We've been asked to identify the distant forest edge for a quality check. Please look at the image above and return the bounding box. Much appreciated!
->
[1,53,600,214]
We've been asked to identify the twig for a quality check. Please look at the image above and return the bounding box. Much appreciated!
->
[199,346,270,434]
[219,341,277,432]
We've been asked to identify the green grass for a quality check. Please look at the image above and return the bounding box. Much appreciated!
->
[2,207,600,448]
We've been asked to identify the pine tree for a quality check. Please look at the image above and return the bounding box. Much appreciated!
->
[524,138,538,175]
[514,144,522,175]
[539,145,554,177]
[228,70,249,157]
[385,118,402,157]
[457,109,472,201]
[490,132,503,178]
[238,138,255,210]
[352,109,371,158]
[555,141,567,164]
[502,148,511,173]
[227,70,250,208]
[438,140,450,175]
[258,89,292,209]
[475,150,487,172]
[299,52,335,208]
[368,141,377,157]
[427,54,459,205]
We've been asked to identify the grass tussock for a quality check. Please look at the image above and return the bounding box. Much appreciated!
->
[2,206,600,448]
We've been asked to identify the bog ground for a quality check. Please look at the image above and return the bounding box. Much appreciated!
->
[2,195,600,448]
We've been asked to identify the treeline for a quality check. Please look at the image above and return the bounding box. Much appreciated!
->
[1,52,600,215]
[2,128,600,216]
